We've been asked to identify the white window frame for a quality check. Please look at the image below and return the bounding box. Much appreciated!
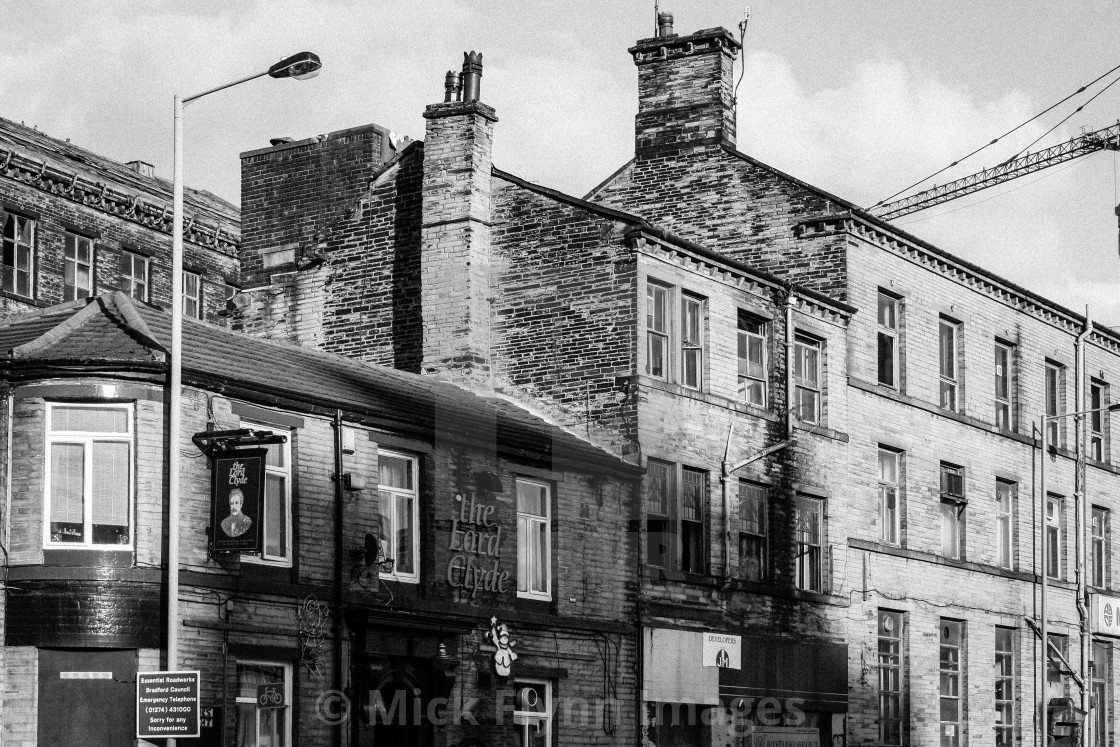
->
[234,659,292,747]
[1092,506,1108,589]
[940,463,965,560]
[994,342,1013,430]
[516,477,551,600]
[377,449,419,584]
[120,250,149,302]
[994,626,1015,746]
[63,232,94,301]
[737,480,767,582]
[1091,380,1107,461]
[645,281,670,380]
[877,291,899,388]
[183,270,202,319]
[878,447,901,546]
[512,679,552,746]
[939,319,960,412]
[1045,362,1063,448]
[996,480,1014,569]
[680,292,704,390]
[2,213,34,297]
[241,420,292,567]
[1047,494,1062,580]
[793,335,822,424]
[940,619,964,747]
[737,311,767,406]
[794,495,823,592]
[44,402,134,549]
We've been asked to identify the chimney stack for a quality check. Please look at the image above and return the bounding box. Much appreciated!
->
[420,54,498,387]
[125,160,155,178]
[629,14,740,158]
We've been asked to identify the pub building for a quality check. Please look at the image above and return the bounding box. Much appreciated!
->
[0,292,641,746]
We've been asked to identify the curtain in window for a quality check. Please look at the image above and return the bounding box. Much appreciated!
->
[52,406,128,433]
[92,441,129,527]
[265,473,286,558]
[50,443,84,526]
[394,494,414,574]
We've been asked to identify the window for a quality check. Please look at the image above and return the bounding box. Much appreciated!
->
[794,495,823,592]
[646,461,708,575]
[234,660,291,747]
[242,422,291,565]
[1048,633,1071,731]
[513,680,552,747]
[940,464,965,559]
[939,619,964,747]
[646,282,669,379]
[63,232,93,301]
[737,312,766,406]
[120,251,149,302]
[878,610,904,746]
[793,336,822,424]
[995,480,1014,569]
[939,319,960,412]
[1091,380,1108,461]
[516,478,551,599]
[1091,642,1109,747]
[994,627,1015,747]
[878,448,901,545]
[680,467,707,574]
[877,291,899,388]
[994,342,1013,430]
[1045,362,1063,448]
[1093,506,1109,588]
[183,270,202,319]
[1047,495,1062,580]
[680,294,704,389]
[45,403,132,548]
[2,212,34,297]
[738,481,767,581]
[377,451,418,583]
[646,460,671,568]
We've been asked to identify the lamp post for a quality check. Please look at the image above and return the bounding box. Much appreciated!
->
[167,51,320,745]
[1038,401,1120,747]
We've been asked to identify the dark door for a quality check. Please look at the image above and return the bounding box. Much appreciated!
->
[38,648,137,747]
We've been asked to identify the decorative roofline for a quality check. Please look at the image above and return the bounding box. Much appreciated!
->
[796,212,1120,353]
[0,145,240,254]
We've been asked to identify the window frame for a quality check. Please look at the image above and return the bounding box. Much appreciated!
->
[1045,361,1064,448]
[1047,494,1063,580]
[63,232,94,302]
[644,460,709,576]
[938,318,960,412]
[512,678,553,747]
[877,290,900,389]
[645,281,670,381]
[994,341,1014,431]
[234,658,292,747]
[878,447,902,546]
[793,334,822,425]
[679,292,704,390]
[1091,379,1108,462]
[737,311,767,407]
[939,619,964,747]
[2,212,35,298]
[183,270,202,320]
[679,466,707,575]
[516,476,552,601]
[995,480,1015,569]
[1092,506,1109,589]
[1091,641,1109,747]
[120,250,150,302]
[878,610,905,746]
[737,480,767,582]
[44,402,134,550]
[994,626,1015,747]
[939,463,965,560]
[377,449,419,584]
[794,494,824,592]
[240,420,292,567]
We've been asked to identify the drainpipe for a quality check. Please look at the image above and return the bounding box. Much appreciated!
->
[332,410,345,747]
[1075,306,1091,747]
[785,291,795,438]
[3,387,12,565]
[721,424,734,588]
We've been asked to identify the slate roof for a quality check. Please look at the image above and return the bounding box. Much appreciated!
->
[0,293,636,472]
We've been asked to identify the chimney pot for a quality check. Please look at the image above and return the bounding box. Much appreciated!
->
[444,70,462,103]
[269,137,295,146]
[461,51,484,103]
[657,11,675,37]
[125,160,155,178]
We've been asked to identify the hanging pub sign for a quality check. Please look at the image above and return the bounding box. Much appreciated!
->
[210,449,267,553]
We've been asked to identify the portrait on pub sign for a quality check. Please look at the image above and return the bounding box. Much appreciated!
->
[210,448,266,553]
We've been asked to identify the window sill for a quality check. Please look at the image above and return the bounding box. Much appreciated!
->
[793,420,849,443]
[636,376,779,422]
[380,573,419,585]
[42,548,134,567]
[516,591,553,603]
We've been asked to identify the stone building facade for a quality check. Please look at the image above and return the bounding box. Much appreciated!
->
[0,292,640,746]
[0,117,241,323]
[230,11,1120,747]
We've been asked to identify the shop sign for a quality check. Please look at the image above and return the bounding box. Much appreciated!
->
[702,632,742,669]
[487,616,518,676]
[210,449,266,553]
[136,670,200,739]
[447,493,511,597]
[749,727,819,747]
[1094,593,1120,637]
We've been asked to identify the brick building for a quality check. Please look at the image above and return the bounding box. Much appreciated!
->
[0,292,640,746]
[0,116,241,323]
[228,10,1120,747]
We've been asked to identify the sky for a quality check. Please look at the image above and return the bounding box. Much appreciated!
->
[4,0,1120,324]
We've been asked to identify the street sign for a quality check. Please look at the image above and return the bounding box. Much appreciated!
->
[257,682,286,709]
[1093,593,1120,637]
[136,670,201,739]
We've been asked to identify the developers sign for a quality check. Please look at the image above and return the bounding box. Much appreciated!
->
[702,632,742,669]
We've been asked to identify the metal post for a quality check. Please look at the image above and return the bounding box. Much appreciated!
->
[1040,412,1049,747]
[167,92,185,747]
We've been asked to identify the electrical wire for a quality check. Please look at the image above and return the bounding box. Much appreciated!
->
[872,59,1120,208]
[1002,72,1120,163]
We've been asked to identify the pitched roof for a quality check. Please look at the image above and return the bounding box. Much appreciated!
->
[0,293,636,472]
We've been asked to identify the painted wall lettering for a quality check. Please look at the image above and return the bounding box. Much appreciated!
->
[447,493,510,597]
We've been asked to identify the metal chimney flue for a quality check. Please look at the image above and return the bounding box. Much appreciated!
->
[657,11,674,38]
[443,70,462,102]
[461,51,483,103]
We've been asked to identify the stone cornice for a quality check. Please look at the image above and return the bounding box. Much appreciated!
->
[0,144,240,255]
[796,211,1120,352]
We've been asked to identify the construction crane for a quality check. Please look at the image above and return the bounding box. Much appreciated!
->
[870,122,1120,221]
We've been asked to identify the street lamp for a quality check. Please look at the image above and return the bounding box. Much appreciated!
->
[167,51,320,743]
[1038,401,1120,747]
